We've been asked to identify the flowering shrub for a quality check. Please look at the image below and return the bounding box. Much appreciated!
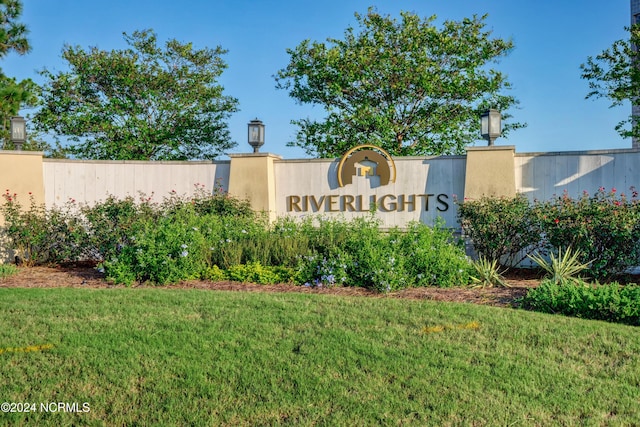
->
[296,253,350,288]
[460,188,640,278]
[1,191,90,265]
[532,187,640,278]
[81,194,157,263]
[101,208,210,285]
[1,188,474,290]
[457,194,542,265]
[295,217,472,291]
[397,220,473,288]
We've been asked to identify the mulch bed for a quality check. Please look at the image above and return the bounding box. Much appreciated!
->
[0,264,543,308]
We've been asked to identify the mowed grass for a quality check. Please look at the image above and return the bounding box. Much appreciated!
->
[0,288,639,426]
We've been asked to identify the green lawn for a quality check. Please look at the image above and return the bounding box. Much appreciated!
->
[0,288,638,426]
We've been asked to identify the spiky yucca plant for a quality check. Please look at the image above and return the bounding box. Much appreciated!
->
[527,247,590,285]
[470,257,509,288]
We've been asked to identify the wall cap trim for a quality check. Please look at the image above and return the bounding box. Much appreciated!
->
[515,147,640,157]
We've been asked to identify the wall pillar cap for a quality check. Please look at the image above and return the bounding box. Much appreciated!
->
[466,145,515,152]
[228,152,282,159]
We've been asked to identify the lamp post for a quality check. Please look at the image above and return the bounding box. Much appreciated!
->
[9,116,26,151]
[247,118,265,153]
[481,109,501,146]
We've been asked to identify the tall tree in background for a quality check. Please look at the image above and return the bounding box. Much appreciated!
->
[581,25,640,141]
[0,0,28,57]
[0,0,37,149]
[35,29,239,160]
[275,9,523,158]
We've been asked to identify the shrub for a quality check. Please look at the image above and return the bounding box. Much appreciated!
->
[227,262,295,285]
[1,191,91,265]
[457,194,541,265]
[201,265,227,282]
[532,187,640,278]
[81,194,157,262]
[192,182,253,218]
[521,279,640,326]
[397,220,473,288]
[295,217,472,291]
[460,188,640,279]
[1,188,473,289]
[296,252,350,288]
[101,208,210,285]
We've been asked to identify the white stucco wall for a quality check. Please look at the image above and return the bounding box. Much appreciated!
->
[43,159,230,207]
[515,149,640,201]
[40,148,640,229]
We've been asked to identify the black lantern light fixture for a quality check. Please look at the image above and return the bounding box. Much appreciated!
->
[481,109,501,146]
[9,116,26,151]
[247,118,265,153]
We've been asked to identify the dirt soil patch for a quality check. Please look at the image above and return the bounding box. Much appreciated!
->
[0,265,543,308]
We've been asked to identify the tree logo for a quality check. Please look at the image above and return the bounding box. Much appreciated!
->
[337,144,396,187]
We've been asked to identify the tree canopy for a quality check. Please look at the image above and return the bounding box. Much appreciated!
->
[0,0,36,149]
[34,29,239,160]
[580,25,640,140]
[0,0,29,58]
[275,9,523,158]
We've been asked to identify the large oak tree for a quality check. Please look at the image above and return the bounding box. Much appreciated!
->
[35,29,239,160]
[275,9,523,157]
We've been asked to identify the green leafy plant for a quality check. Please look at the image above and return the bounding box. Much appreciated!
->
[226,262,294,285]
[527,247,590,285]
[457,194,541,266]
[0,263,18,279]
[397,220,473,288]
[1,191,91,265]
[470,257,508,288]
[521,279,640,326]
[532,187,640,278]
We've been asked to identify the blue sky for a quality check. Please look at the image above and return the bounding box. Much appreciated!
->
[1,0,632,158]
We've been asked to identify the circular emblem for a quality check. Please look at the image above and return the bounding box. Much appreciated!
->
[336,144,396,187]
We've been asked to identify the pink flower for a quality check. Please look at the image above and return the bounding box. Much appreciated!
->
[612,187,617,193]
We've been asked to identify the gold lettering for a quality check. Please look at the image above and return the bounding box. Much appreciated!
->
[378,194,396,212]
[398,194,415,212]
[309,195,325,212]
[326,195,339,212]
[342,195,356,212]
[356,195,368,212]
[287,195,302,212]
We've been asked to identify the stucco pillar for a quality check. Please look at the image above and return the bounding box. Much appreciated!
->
[0,151,45,262]
[464,146,516,199]
[228,153,281,222]
[0,151,45,214]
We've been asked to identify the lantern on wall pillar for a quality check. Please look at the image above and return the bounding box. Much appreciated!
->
[481,109,501,146]
[9,116,26,151]
[247,119,265,153]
